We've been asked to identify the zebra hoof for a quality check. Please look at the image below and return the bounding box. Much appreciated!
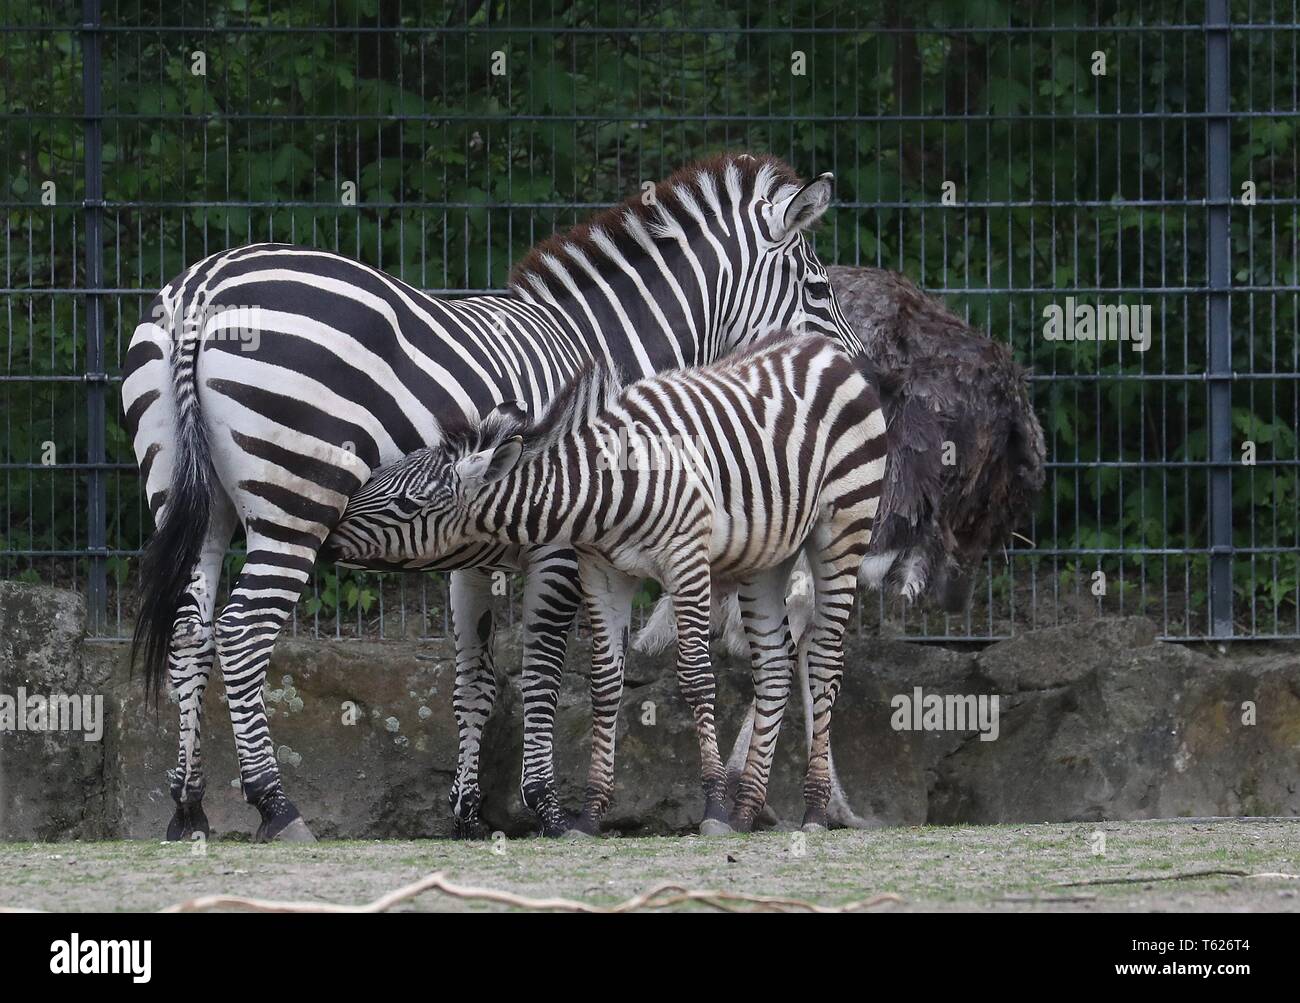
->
[528,790,574,839]
[272,817,318,843]
[453,816,490,840]
[565,813,601,838]
[165,802,209,842]
[699,818,734,837]
[728,808,757,834]
[254,802,315,843]
[539,813,576,839]
[800,806,828,833]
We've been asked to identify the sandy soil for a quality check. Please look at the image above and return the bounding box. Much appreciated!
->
[1,818,1297,913]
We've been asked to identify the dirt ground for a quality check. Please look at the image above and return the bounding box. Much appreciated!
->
[0,818,1296,912]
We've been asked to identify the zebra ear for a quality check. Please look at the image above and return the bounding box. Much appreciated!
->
[455,436,523,495]
[767,173,834,241]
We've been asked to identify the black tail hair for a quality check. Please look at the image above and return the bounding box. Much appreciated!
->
[130,338,212,707]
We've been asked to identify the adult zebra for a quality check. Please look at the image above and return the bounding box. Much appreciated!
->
[122,152,864,842]
[325,333,888,835]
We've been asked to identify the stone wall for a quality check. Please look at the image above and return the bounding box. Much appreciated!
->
[1,581,1297,840]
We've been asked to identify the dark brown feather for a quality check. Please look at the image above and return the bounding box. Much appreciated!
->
[828,265,1047,610]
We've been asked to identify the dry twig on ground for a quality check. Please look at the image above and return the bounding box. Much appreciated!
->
[159,872,903,914]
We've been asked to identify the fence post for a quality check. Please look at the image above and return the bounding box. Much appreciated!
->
[1205,0,1234,640]
[82,0,107,634]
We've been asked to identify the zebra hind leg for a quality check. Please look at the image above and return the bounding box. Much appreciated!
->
[448,568,499,839]
[517,547,581,837]
[214,534,319,843]
[164,495,238,841]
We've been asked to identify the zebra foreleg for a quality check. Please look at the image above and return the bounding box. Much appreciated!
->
[449,567,498,839]
[164,496,237,841]
[215,539,317,844]
[517,546,580,837]
[568,560,638,837]
[729,566,797,832]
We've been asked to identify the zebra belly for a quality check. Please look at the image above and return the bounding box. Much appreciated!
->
[333,542,518,574]
[705,478,820,579]
[709,526,806,580]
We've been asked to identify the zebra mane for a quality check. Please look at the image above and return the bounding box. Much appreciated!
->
[517,361,623,454]
[448,361,624,462]
[507,152,803,299]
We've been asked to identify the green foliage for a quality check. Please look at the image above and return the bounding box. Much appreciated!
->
[305,569,376,618]
[1,1,1296,632]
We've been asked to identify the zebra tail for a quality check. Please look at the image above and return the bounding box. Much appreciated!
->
[130,324,213,707]
[631,588,759,658]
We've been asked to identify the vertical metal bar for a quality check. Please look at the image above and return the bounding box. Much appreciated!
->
[1206,0,1234,639]
[82,0,106,635]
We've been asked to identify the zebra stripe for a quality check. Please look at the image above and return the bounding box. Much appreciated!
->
[327,333,887,834]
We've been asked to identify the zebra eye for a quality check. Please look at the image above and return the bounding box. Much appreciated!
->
[403,474,441,507]
[402,481,439,508]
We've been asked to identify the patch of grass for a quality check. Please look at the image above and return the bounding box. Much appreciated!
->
[0,821,1297,912]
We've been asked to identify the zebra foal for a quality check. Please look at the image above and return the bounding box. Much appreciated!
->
[325,332,888,834]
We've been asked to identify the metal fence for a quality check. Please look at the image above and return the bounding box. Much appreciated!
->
[2,1,1297,643]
